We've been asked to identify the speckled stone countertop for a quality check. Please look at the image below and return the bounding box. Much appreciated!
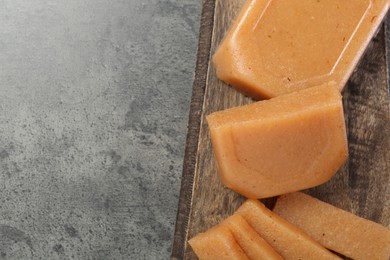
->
[0,1,201,259]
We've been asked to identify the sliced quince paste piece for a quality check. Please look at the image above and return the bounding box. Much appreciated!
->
[236,199,341,259]
[207,82,348,199]
[188,225,249,260]
[221,215,283,260]
[213,0,390,99]
[273,192,390,260]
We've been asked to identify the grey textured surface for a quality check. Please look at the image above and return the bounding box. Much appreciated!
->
[0,0,201,259]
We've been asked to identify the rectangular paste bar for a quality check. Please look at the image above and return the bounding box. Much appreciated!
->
[236,199,340,259]
[221,215,283,260]
[188,225,249,260]
[273,192,390,260]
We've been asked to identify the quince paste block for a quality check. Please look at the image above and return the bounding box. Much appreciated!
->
[207,83,348,199]
[236,199,340,259]
[273,192,390,260]
[188,225,249,260]
[213,0,390,99]
[221,215,283,260]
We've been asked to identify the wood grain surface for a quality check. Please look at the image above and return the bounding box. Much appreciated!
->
[171,1,389,259]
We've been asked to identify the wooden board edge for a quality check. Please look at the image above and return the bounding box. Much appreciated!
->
[386,14,390,81]
[170,1,217,259]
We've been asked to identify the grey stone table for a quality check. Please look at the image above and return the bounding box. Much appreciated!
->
[0,0,201,259]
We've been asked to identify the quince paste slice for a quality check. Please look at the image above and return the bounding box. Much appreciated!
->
[274,192,390,260]
[207,82,348,198]
[236,199,340,259]
[213,0,390,99]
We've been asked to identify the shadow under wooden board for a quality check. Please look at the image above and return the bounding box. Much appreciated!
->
[171,1,390,259]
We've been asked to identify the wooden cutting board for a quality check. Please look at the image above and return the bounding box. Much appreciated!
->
[171,1,390,259]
